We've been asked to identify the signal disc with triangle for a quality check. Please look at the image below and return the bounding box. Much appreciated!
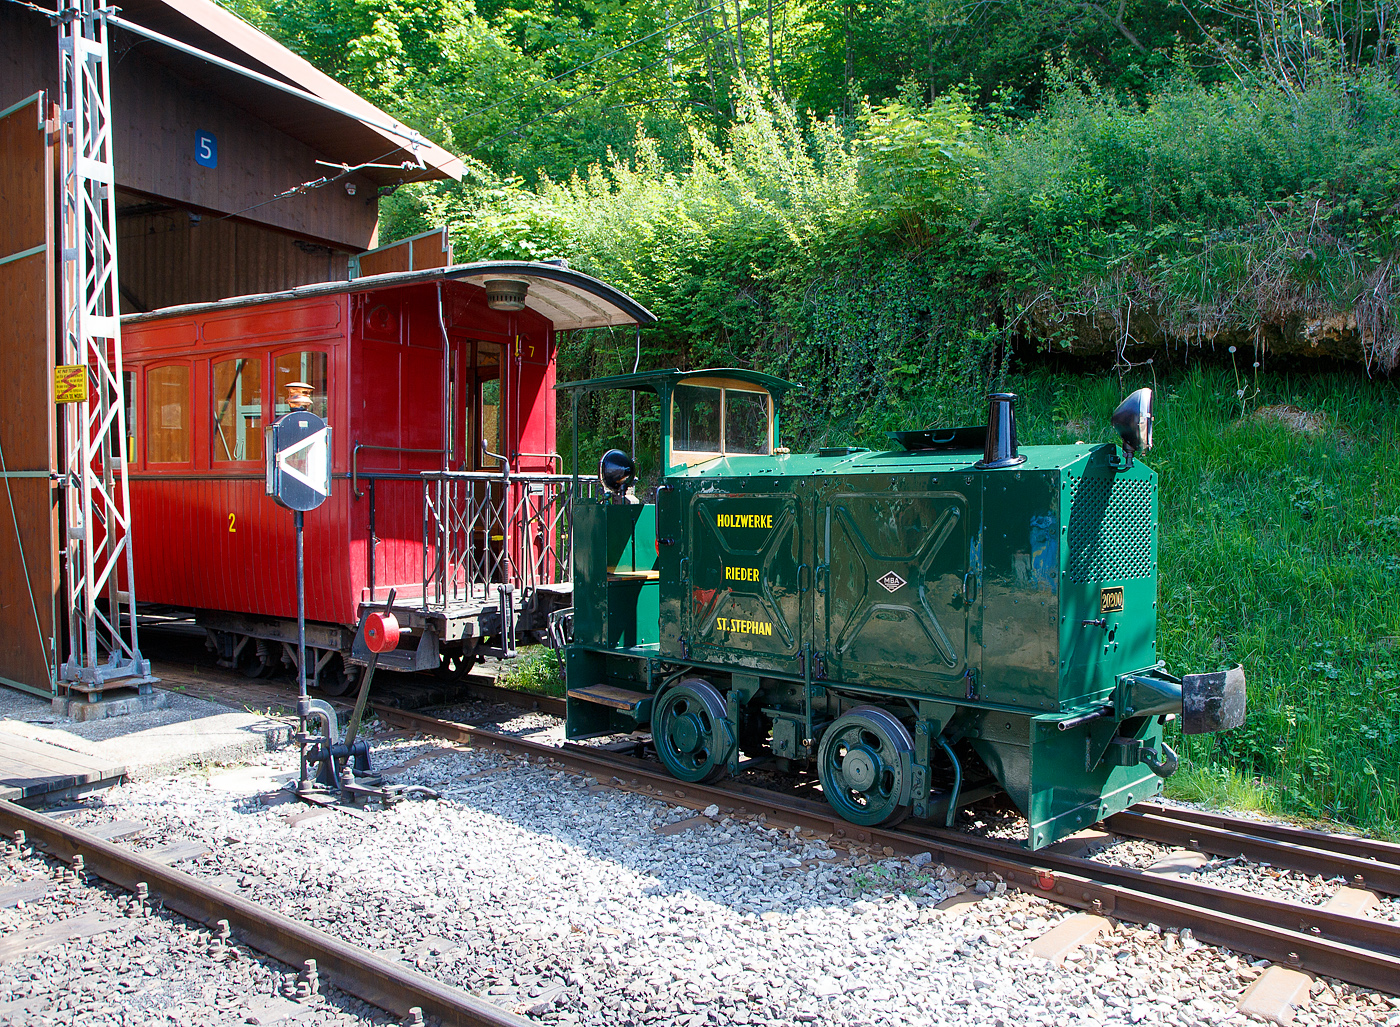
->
[265,412,332,511]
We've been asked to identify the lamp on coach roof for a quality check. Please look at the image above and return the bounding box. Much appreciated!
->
[485,279,528,311]
[285,381,315,411]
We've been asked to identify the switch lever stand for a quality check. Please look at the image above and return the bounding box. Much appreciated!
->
[295,590,434,807]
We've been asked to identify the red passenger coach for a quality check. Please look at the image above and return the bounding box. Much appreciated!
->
[120,263,654,693]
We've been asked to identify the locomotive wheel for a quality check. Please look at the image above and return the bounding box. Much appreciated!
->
[817,706,914,827]
[654,679,734,784]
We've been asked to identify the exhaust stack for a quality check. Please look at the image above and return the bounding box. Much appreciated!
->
[976,393,1026,469]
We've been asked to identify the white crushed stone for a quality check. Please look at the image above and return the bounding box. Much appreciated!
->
[1370,895,1400,924]
[33,735,1394,1027]
[1189,859,1348,906]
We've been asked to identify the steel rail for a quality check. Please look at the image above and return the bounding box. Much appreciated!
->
[899,823,1400,957]
[372,705,1400,996]
[1127,802,1400,869]
[1106,809,1400,896]
[0,799,528,1027]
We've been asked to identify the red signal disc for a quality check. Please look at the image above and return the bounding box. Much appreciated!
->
[364,611,400,654]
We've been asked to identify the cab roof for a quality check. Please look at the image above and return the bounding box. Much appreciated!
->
[664,442,1127,478]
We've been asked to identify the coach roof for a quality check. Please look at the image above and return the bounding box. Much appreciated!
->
[120,261,657,330]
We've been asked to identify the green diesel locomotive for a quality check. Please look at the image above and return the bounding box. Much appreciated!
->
[559,369,1245,849]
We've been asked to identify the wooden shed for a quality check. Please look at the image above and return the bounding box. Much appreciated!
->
[0,0,463,696]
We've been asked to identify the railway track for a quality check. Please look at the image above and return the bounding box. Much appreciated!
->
[0,797,529,1027]
[372,703,1400,997]
[1106,804,1400,894]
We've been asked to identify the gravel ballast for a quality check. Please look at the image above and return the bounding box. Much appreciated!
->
[0,838,385,1025]
[11,730,1394,1027]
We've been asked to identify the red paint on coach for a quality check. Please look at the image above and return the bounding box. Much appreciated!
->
[120,278,555,631]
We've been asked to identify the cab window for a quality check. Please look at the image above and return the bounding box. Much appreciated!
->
[212,357,262,462]
[670,379,772,463]
[673,384,721,453]
[725,390,770,454]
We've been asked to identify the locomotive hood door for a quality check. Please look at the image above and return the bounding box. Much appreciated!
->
[682,488,804,668]
[818,481,981,695]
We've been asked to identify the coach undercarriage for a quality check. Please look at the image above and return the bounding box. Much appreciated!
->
[195,468,585,695]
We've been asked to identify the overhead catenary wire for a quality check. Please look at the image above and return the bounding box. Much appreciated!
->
[1,0,59,16]
[212,147,406,223]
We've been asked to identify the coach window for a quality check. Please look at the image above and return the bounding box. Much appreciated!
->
[146,364,191,464]
[212,357,263,463]
[273,352,328,418]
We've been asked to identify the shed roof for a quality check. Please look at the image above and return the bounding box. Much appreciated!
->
[121,261,657,330]
[109,0,463,184]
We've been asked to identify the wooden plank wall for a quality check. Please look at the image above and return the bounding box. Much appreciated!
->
[118,212,352,312]
[0,6,378,251]
[109,49,378,251]
[0,95,58,694]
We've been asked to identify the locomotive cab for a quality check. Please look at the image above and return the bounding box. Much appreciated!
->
[558,373,1247,850]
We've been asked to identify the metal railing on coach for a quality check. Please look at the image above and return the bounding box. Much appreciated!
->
[419,461,596,613]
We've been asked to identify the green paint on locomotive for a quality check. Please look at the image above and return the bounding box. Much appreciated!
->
[558,370,1244,849]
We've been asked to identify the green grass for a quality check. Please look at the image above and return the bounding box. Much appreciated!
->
[1164,764,1283,815]
[1010,366,1400,838]
[498,645,565,698]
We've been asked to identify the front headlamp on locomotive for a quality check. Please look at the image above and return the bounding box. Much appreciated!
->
[559,371,1246,850]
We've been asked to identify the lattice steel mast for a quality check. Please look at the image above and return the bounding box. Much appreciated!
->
[57,0,151,694]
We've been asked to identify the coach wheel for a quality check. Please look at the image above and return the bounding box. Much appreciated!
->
[434,639,480,683]
[319,655,357,697]
[817,706,914,827]
[654,679,734,784]
[238,638,276,679]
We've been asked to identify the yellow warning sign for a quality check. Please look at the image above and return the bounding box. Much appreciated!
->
[54,365,88,404]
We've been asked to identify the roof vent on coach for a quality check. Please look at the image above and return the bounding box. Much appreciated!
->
[485,279,528,311]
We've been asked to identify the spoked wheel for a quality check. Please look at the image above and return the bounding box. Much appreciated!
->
[817,706,914,827]
[237,637,276,679]
[434,639,480,683]
[318,654,357,697]
[653,679,734,784]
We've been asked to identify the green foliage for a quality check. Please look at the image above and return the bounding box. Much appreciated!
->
[856,95,983,241]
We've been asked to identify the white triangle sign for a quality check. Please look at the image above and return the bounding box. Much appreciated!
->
[276,427,330,496]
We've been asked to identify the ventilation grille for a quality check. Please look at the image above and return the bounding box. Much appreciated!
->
[1067,476,1153,583]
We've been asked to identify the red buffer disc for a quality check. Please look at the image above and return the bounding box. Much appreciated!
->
[363,611,400,654]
